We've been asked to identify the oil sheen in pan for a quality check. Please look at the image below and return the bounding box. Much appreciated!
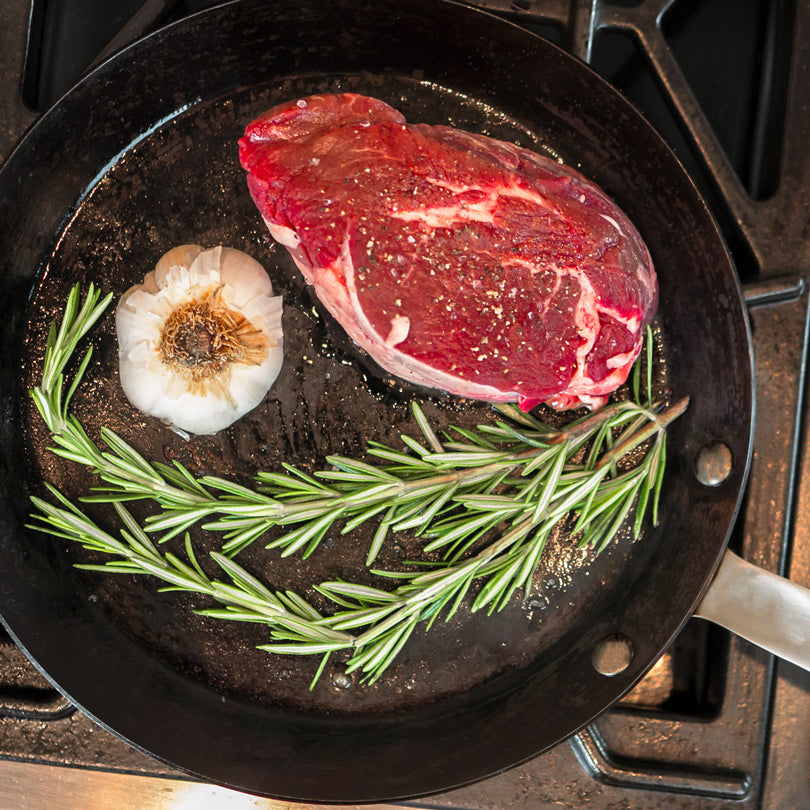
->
[19,71,666,715]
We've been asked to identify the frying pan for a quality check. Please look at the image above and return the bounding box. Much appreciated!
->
[0,0,807,802]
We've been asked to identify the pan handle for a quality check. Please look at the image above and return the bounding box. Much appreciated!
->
[695,549,810,671]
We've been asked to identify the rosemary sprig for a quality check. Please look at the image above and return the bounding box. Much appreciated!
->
[26,489,354,683]
[30,290,681,564]
[27,284,687,684]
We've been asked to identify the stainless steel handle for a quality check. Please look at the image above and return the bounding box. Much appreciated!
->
[695,549,810,670]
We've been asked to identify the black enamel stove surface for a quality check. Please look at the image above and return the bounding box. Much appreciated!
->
[0,1,809,807]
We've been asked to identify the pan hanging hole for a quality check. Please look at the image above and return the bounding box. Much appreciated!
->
[592,635,634,677]
[695,442,733,486]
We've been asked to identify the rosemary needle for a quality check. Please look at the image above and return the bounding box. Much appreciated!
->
[28,284,687,684]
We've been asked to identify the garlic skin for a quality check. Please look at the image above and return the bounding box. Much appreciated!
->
[116,245,284,435]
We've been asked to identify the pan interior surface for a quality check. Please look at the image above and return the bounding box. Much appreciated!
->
[0,0,753,802]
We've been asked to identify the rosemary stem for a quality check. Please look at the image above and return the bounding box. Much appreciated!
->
[209,406,659,524]
[594,397,689,471]
[349,514,536,650]
[545,402,625,445]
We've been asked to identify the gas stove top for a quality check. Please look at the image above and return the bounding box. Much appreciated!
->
[1,1,809,807]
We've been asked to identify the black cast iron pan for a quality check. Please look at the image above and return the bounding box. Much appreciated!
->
[0,0,795,801]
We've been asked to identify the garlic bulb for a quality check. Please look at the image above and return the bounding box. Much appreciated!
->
[116,245,283,435]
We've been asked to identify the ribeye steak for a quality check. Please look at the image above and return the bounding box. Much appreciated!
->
[239,93,657,411]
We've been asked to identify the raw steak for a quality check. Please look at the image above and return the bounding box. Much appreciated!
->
[239,93,657,411]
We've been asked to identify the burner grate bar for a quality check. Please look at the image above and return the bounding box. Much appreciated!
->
[593,3,757,259]
[570,726,751,800]
[0,691,73,722]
